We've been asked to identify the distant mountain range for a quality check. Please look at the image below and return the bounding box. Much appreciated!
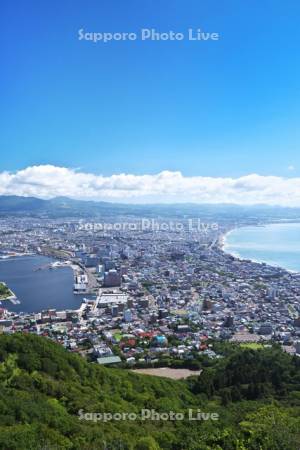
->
[1,195,300,221]
[0,195,108,213]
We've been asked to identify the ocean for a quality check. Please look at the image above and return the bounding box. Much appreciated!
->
[223,223,300,273]
[0,255,86,313]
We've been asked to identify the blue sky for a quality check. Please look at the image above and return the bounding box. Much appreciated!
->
[1,0,300,179]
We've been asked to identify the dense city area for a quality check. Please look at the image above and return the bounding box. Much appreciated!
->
[1,214,300,370]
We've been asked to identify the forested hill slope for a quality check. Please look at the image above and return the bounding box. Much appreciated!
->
[0,333,300,449]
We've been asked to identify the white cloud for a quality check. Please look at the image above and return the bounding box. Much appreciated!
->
[0,165,300,206]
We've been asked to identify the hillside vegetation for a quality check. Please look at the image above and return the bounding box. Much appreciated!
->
[0,334,299,449]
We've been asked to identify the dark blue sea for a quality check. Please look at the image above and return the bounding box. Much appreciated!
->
[0,255,85,313]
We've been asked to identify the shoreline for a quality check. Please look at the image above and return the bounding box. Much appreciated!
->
[0,252,35,260]
[220,223,300,274]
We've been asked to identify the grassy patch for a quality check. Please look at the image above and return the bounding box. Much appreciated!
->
[0,282,13,299]
[240,342,264,350]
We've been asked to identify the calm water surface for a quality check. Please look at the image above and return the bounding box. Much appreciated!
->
[224,223,300,272]
[0,255,85,313]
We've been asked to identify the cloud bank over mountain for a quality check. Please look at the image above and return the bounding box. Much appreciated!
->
[0,165,299,206]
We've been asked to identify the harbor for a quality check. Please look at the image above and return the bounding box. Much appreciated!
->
[0,255,87,313]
